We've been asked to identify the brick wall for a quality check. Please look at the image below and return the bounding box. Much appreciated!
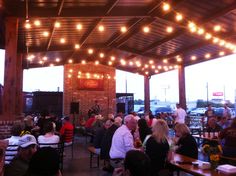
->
[64,63,116,119]
[0,120,21,139]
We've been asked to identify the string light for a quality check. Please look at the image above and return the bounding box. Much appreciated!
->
[214,25,221,32]
[81,60,86,64]
[34,20,41,26]
[166,26,173,33]
[98,25,104,32]
[219,51,225,56]
[143,26,150,33]
[191,55,197,60]
[60,38,66,43]
[110,56,115,61]
[163,59,168,63]
[197,28,204,35]
[54,22,61,28]
[121,26,127,33]
[68,59,73,63]
[99,53,104,58]
[55,58,60,62]
[149,60,154,64]
[76,23,82,30]
[25,22,31,29]
[205,33,212,40]
[213,37,219,43]
[205,53,211,59]
[162,2,170,11]
[176,13,183,21]
[43,31,49,37]
[74,44,80,49]
[88,49,93,54]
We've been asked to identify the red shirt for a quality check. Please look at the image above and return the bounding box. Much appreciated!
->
[60,122,74,143]
[85,117,96,128]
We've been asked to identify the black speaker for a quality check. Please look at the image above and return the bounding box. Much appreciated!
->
[70,102,79,114]
[117,103,125,113]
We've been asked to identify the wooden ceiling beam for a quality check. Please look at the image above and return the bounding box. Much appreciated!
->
[19,43,107,54]
[46,0,65,51]
[142,1,236,54]
[12,7,154,18]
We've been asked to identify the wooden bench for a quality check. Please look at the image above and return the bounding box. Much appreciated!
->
[87,146,100,168]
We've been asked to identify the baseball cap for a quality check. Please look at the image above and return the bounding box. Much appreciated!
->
[18,134,37,148]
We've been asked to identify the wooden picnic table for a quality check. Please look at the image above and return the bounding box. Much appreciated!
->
[169,153,235,176]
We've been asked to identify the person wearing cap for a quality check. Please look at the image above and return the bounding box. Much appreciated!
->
[4,134,37,176]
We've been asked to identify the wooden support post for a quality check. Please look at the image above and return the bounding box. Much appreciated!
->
[2,17,23,119]
[178,64,187,110]
[144,75,150,114]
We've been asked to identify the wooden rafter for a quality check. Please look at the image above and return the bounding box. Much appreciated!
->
[46,0,65,51]
[111,0,186,48]
[79,0,120,48]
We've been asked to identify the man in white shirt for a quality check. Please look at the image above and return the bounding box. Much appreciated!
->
[174,103,187,124]
[109,114,137,168]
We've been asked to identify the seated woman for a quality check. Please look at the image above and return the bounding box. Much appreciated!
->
[38,122,60,148]
[174,123,198,159]
[145,119,170,176]
[138,118,152,143]
[219,118,236,157]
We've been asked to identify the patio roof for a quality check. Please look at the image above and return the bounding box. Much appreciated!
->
[1,0,236,75]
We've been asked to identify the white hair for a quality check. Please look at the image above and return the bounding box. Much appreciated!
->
[124,114,135,124]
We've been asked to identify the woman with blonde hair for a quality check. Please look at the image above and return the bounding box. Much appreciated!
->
[145,119,170,176]
[174,123,198,159]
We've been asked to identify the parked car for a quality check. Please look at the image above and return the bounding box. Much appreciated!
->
[137,106,173,116]
[189,108,206,116]
[154,107,173,115]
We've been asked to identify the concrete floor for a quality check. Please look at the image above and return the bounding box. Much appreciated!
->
[62,135,198,176]
[63,136,111,176]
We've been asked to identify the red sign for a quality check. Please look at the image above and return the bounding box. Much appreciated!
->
[213,92,223,96]
[78,79,104,91]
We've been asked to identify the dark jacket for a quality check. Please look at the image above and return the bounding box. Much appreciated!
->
[176,133,198,159]
[100,124,118,159]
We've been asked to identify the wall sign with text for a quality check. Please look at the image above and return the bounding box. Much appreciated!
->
[78,78,104,91]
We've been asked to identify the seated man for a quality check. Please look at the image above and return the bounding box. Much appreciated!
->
[92,119,113,155]
[4,134,37,176]
[109,115,137,168]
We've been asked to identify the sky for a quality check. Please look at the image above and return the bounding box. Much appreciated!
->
[0,49,236,102]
